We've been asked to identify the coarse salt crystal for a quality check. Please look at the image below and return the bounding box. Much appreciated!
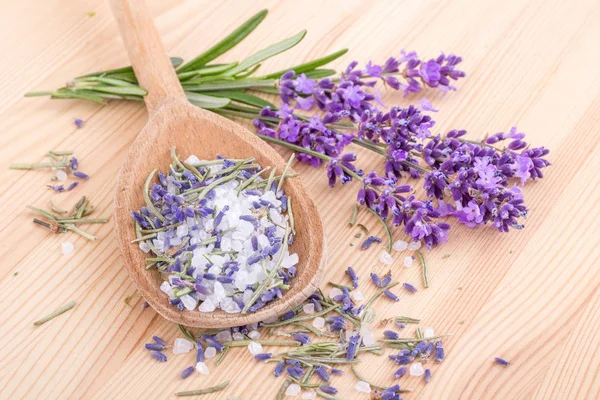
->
[138,242,151,253]
[173,338,194,354]
[301,391,316,399]
[329,287,343,299]
[55,170,67,181]
[409,362,425,376]
[195,361,210,375]
[403,256,414,268]
[360,325,375,346]
[183,155,202,166]
[232,332,245,341]
[355,381,371,393]
[393,240,408,252]
[312,317,325,329]
[204,347,217,359]
[286,383,301,396]
[215,330,233,343]
[408,241,422,251]
[351,290,364,302]
[180,294,198,311]
[176,224,188,238]
[282,253,299,268]
[61,241,74,255]
[423,328,435,338]
[303,303,315,315]
[198,299,216,312]
[380,250,393,265]
[247,330,261,340]
[248,341,263,356]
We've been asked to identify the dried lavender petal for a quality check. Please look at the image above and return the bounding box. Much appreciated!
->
[144,343,165,351]
[394,366,407,378]
[254,353,272,361]
[152,336,167,346]
[150,351,167,362]
[180,365,195,379]
[403,282,418,293]
[73,171,90,180]
[435,341,445,362]
[274,361,285,377]
[384,330,399,340]
[424,368,432,383]
[494,357,510,366]
[383,290,399,302]
[74,118,84,128]
[66,181,79,191]
[315,366,329,382]
[319,386,337,395]
[292,332,311,345]
[361,235,382,250]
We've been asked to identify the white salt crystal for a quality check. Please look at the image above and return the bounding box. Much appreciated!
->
[204,347,217,359]
[285,383,301,396]
[184,155,202,166]
[380,250,393,265]
[408,241,422,251]
[220,237,232,251]
[160,281,174,298]
[221,298,241,313]
[312,317,325,329]
[393,240,408,252]
[351,290,364,302]
[61,241,74,255]
[248,330,260,340]
[301,391,316,399]
[213,281,226,299]
[248,341,263,356]
[215,330,233,343]
[403,256,414,268]
[303,303,315,315]
[232,332,245,341]
[360,325,375,346]
[195,361,210,375]
[329,287,343,299]
[180,294,198,311]
[176,224,188,238]
[138,242,151,253]
[423,328,435,338]
[257,234,270,249]
[355,381,371,393]
[55,170,67,181]
[198,299,216,312]
[282,253,299,268]
[409,362,425,376]
[173,338,194,354]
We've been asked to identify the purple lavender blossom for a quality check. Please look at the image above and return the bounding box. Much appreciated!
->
[254,353,272,361]
[319,386,338,395]
[315,366,330,381]
[69,157,79,170]
[274,361,285,377]
[361,235,382,250]
[424,369,432,383]
[73,171,89,180]
[66,181,79,191]
[384,330,399,340]
[346,266,359,288]
[150,351,167,362]
[180,365,195,379]
[384,290,399,302]
[402,283,418,293]
[74,118,84,128]
[494,357,510,366]
[48,184,65,192]
[394,366,408,378]
[435,341,445,362]
[292,332,311,345]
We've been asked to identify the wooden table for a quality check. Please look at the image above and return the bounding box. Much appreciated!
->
[1,1,598,399]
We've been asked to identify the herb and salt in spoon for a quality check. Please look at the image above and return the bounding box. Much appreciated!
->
[132,149,300,315]
[110,0,325,328]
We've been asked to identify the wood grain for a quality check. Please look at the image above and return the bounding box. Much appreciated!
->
[0,0,598,399]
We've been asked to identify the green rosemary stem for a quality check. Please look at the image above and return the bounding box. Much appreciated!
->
[33,301,76,326]
[395,316,421,324]
[416,250,429,288]
[64,224,97,240]
[315,389,343,400]
[262,304,338,327]
[276,380,292,400]
[175,380,230,397]
[49,200,67,214]
[277,153,295,192]
[215,346,229,365]
[221,340,300,347]
[366,207,392,253]
[348,203,358,227]
[55,218,109,224]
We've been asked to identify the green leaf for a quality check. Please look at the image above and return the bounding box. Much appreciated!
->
[79,57,183,78]
[303,69,336,79]
[183,79,276,92]
[185,92,231,109]
[204,90,275,109]
[177,62,238,80]
[234,63,261,78]
[178,10,268,73]
[89,85,148,96]
[261,48,348,79]
[51,89,106,104]
[223,30,307,77]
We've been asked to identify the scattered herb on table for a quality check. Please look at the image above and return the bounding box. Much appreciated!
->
[33,301,76,326]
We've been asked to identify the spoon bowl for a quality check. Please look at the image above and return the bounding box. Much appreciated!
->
[111,0,325,328]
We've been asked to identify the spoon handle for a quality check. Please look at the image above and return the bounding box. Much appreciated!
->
[110,0,186,114]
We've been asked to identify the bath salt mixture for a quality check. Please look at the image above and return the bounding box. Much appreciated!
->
[131,148,298,314]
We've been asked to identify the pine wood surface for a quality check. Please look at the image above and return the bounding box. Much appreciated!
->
[0,1,598,399]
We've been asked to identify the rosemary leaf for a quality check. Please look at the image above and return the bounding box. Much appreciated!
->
[262,48,348,79]
[175,380,230,397]
[348,203,358,227]
[33,301,76,326]
[416,250,429,288]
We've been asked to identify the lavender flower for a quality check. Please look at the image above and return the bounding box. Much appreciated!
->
[394,366,407,379]
[315,366,329,381]
[361,235,382,250]
[69,157,79,170]
[435,341,445,362]
[319,386,338,395]
[346,266,359,288]
[48,184,65,192]
[180,365,195,379]
[150,351,167,362]
[254,353,272,361]
[494,357,510,366]
[346,334,360,360]
[384,330,399,340]
[274,361,285,377]
[144,343,166,351]
[73,171,90,180]
[402,283,417,293]
[74,118,84,128]
[152,336,167,346]
[331,368,344,375]
[424,368,432,383]
[287,366,305,379]
[292,332,311,345]
[384,290,399,302]
[66,182,79,191]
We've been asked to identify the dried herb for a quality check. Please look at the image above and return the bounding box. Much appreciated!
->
[175,380,230,396]
[416,250,429,288]
[33,301,76,326]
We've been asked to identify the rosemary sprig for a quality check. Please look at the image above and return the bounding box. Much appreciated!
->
[416,250,429,288]
[33,301,76,326]
[175,380,230,397]
[350,365,386,390]
[348,203,358,227]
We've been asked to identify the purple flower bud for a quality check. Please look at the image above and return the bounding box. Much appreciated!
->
[394,366,407,378]
[395,355,414,364]
[144,343,165,351]
[274,361,285,377]
[435,341,445,362]
[153,336,167,346]
[424,368,432,383]
[48,184,65,192]
[384,330,399,340]
[361,235,382,250]
[69,157,79,170]
[66,181,79,191]
[73,171,90,180]
[331,368,344,375]
[180,365,194,379]
[292,332,311,345]
[150,351,167,362]
[319,386,338,395]
[255,353,272,361]
[196,342,204,363]
[281,310,296,321]
[384,290,399,302]
[287,366,304,379]
[494,357,510,366]
[315,366,329,381]
[370,273,382,287]
[346,267,358,288]
[74,118,84,128]
[403,283,418,293]
[395,322,406,329]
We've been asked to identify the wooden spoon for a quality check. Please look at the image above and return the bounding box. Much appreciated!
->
[111,0,325,328]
